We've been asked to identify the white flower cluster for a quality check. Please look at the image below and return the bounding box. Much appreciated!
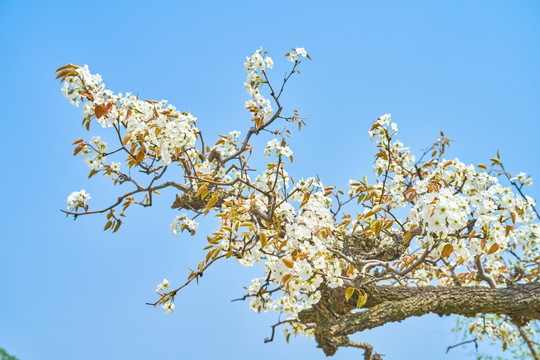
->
[61,65,104,107]
[78,136,108,170]
[368,114,415,176]
[409,159,538,267]
[155,279,175,314]
[216,167,349,336]
[244,48,274,123]
[511,172,533,187]
[61,65,199,167]
[212,130,241,158]
[66,190,91,211]
[411,187,470,255]
[286,47,309,62]
[155,278,170,292]
[170,215,199,236]
[264,138,293,158]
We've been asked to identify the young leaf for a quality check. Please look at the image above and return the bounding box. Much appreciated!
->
[441,244,453,258]
[282,258,294,269]
[104,221,112,231]
[345,287,355,302]
[487,243,499,255]
[280,273,292,287]
[300,192,310,208]
[357,292,368,308]
[260,232,267,248]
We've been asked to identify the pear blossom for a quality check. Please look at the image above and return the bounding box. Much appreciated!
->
[66,190,91,211]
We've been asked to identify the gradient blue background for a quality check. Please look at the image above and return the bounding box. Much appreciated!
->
[1,1,539,359]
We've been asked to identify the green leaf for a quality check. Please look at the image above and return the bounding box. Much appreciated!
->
[345,287,355,302]
[357,291,368,308]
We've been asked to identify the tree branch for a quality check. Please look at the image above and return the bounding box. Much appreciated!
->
[300,282,540,355]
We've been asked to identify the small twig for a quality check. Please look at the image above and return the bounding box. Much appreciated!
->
[264,319,297,343]
[518,325,540,360]
[499,162,540,221]
[446,337,478,353]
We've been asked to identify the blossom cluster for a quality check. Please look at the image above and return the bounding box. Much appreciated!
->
[60,63,199,168]
[66,190,91,211]
[217,174,346,336]
[286,47,309,62]
[264,138,293,159]
[170,214,199,236]
[512,172,534,187]
[155,279,175,314]
[244,48,274,126]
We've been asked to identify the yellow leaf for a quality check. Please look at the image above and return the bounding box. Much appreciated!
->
[103,221,112,231]
[374,220,382,236]
[366,204,383,217]
[211,246,221,260]
[280,273,292,287]
[357,291,368,308]
[441,244,453,258]
[505,225,514,237]
[345,287,355,302]
[487,243,499,255]
[282,258,294,269]
[403,231,413,245]
[205,191,219,211]
[122,133,132,146]
[260,232,267,248]
[300,192,310,208]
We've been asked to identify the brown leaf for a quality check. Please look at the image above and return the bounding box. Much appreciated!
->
[487,243,499,255]
[280,274,292,287]
[73,143,85,156]
[260,232,267,248]
[95,102,114,119]
[441,244,453,258]
[94,104,105,119]
[282,258,294,269]
[122,133,132,146]
[103,221,112,231]
[300,192,311,208]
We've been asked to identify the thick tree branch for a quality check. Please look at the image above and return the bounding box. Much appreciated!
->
[300,282,540,355]
[336,283,540,335]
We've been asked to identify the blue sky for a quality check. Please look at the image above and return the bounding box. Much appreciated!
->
[1,1,539,359]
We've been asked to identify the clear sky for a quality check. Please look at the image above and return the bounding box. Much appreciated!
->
[1,1,539,359]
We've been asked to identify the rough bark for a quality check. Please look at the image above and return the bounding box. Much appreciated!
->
[299,282,540,357]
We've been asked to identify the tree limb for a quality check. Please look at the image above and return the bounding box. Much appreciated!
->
[299,282,540,356]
